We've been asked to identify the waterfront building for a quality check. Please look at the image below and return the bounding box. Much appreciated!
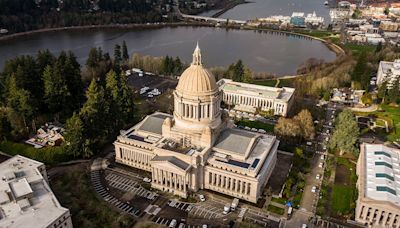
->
[356,143,400,227]
[218,79,294,116]
[0,155,72,228]
[114,44,279,203]
[377,59,400,88]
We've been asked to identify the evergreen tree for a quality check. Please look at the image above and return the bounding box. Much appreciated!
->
[42,64,69,117]
[329,109,359,156]
[233,60,244,82]
[64,52,83,110]
[114,44,122,73]
[0,109,12,140]
[79,79,110,152]
[7,75,35,130]
[36,49,55,75]
[122,40,129,61]
[351,51,369,89]
[388,77,400,104]
[64,112,85,158]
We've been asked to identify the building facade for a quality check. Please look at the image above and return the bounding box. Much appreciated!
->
[356,143,400,227]
[0,155,72,228]
[114,44,279,203]
[377,59,400,89]
[218,79,294,116]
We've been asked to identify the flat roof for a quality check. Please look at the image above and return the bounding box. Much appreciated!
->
[363,144,400,206]
[218,79,295,102]
[0,155,70,228]
[137,113,171,135]
[9,178,32,199]
[213,128,256,155]
[151,156,190,171]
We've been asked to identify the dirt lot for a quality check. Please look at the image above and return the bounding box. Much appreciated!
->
[267,152,293,195]
[334,164,350,185]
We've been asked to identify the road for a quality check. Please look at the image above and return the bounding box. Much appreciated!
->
[286,102,341,228]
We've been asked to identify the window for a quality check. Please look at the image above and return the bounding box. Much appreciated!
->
[376,186,397,195]
[375,161,393,169]
[375,151,392,158]
[376,173,395,181]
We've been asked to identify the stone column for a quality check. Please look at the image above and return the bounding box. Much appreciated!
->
[375,210,382,225]
[382,211,389,226]
[388,213,395,227]
[237,180,241,192]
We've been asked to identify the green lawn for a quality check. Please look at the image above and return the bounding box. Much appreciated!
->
[0,141,71,165]
[354,104,400,142]
[331,185,356,215]
[236,120,274,132]
[267,204,285,215]
[271,197,287,205]
[253,79,277,87]
[344,43,376,57]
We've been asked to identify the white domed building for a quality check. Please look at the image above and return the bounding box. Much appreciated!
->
[114,44,279,203]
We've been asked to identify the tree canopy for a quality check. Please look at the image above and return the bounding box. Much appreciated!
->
[329,109,360,156]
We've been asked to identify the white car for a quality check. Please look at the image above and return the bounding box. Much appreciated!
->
[143,177,151,183]
[318,162,324,168]
[311,186,317,193]
[199,194,206,202]
[302,224,307,228]
[320,155,325,160]
[316,174,320,180]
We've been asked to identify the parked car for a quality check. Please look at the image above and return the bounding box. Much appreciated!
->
[320,155,325,160]
[311,186,317,193]
[318,162,324,168]
[199,194,206,202]
[169,219,177,228]
[316,174,320,180]
[143,177,152,183]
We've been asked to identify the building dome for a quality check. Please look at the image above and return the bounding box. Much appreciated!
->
[176,43,217,95]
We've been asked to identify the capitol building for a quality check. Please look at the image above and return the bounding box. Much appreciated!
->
[114,44,279,203]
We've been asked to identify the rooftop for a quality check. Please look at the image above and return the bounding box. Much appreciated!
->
[213,128,256,156]
[151,156,191,171]
[138,113,171,135]
[0,155,70,228]
[362,144,400,206]
[218,79,295,102]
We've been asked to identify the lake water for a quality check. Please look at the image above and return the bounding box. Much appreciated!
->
[0,26,336,75]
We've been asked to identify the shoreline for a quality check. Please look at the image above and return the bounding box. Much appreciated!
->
[0,22,344,79]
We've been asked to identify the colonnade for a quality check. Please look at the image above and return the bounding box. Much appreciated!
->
[174,95,220,120]
[117,147,152,170]
[357,204,400,227]
[207,171,251,195]
[152,168,187,192]
[223,92,287,115]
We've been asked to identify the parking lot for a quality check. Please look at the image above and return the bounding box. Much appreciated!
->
[189,203,224,219]
[90,169,141,217]
[105,172,158,200]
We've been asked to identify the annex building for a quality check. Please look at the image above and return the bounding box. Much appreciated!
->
[218,79,295,116]
[0,155,72,228]
[114,44,279,203]
[377,59,400,89]
[356,143,400,227]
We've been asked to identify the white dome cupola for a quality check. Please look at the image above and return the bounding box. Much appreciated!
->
[173,43,222,132]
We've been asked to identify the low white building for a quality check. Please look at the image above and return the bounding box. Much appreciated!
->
[217,79,295,116]
[377,59,400,88]
[356,143,400,227]
[0,155,72,228]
